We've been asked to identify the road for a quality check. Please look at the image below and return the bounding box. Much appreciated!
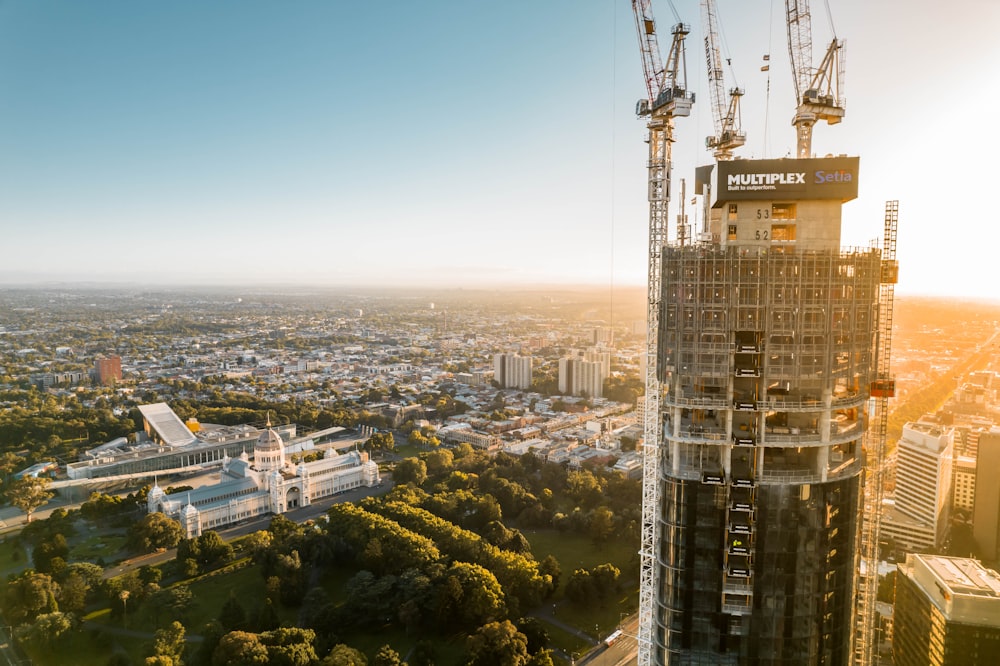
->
[580,615,639,666]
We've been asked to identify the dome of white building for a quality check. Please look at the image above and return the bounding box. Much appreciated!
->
[256,428,284,453]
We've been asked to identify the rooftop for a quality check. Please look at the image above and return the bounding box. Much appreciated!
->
[138,402,197,448]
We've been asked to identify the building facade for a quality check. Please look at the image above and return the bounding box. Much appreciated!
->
[894,554,1000,665]
[493,353,533,390]
[646,156,885,662]
[881,421,955,553]
[974,428,1000,563]
[954,454,977,514]
[93,355,122,385]
[149,424,379,538]
[558,356,607,398]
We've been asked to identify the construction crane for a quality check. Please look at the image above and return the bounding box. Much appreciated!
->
[701,0,744,160]
[630,2,694,665]
[854,201,898,666]
[785,0,845,158]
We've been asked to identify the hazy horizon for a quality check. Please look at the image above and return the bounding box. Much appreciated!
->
[2,1,996,299]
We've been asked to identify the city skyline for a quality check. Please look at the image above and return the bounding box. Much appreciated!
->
[1,0,996,299]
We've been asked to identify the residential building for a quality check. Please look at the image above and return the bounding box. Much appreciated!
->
[93,355,122,385]
[493,353,532,390]
[558,356,606,398]
[583,347,612,377]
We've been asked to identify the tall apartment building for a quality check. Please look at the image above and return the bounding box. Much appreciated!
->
[880,421,955,553]
[492,353,532,390]
[974,428,1000,563]
[93,355,122,385]
[646,156,887,662]
[894,554,1000,665]
[558,355,607,399]
[583,348,612,378]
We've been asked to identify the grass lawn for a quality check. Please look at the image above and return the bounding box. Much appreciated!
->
[522,527,640,648]
[23,621,139,666]
[179,560,299,631]
[69,532,128,564]
[534,618,592,659]
[392,443,423,458]
[521,528,639,589]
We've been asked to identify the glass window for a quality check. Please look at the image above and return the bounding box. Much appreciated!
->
[771,224,797,241]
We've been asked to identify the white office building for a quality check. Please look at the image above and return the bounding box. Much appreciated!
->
[882,421,955,552]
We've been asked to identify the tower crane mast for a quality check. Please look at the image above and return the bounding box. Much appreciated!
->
[855,202,899,665]
[785,0,845,157]
[701,0,744,160]
[630,2,694,665]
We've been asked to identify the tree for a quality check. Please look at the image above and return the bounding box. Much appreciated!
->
[526,650,555,666]
[148,586,194,627]
[588,506,615,545]
[366,432,395,454]
[196,531,234,569]
[516,617,550,654]
[16,611,73,651]
[57,569,90,613]
[274,550,308,607]
[5,476,54,522]
[213,631,269,666]
[537,556,561,599]
[373,645,403,666]
[392,458,427,486]
[425,448,454,476]
[150,621,186,665]
[242,530,274,563]
[260,627,318,666]
[439,561,507,631]
[128,513,184,554]
[465,620,529,666]
[193,620,225,666]
[321,644,368,666]
[3,571,59,625]
[219,594,248,632]
[33,533,69,573]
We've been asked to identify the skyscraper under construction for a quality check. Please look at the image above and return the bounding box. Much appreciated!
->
[644,156,891,663]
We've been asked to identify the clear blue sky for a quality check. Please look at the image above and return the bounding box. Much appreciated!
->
[1,1,997,298]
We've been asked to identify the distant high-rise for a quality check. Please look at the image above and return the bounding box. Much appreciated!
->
[592,327,615,347]
[644,156,888,662]
[558,354,607,399]
[493,353,532,390]
[93,355,122,385]
[894,554,1000,665]
[881,421,955,553]
[974,428,1000,562]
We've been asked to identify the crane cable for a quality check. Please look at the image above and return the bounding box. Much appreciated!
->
[763,0,776,158]
[609,0,617,336]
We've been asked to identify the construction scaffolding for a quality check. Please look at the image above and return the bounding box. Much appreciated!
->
[651,242,883,661]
